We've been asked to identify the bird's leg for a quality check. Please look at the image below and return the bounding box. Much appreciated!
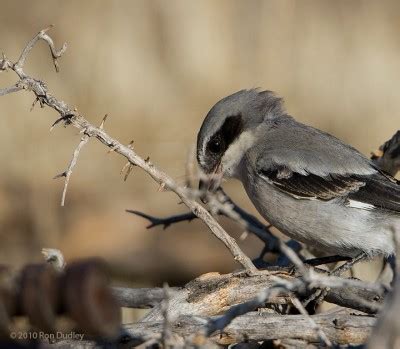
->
[303,255,352,267]
[303,252,369,312]
[251,244,271,269]
[330,252,368,276]
[285,255,350,276]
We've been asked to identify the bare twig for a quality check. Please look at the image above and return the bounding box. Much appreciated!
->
[204,286,278,336]
[14,24,67,73]
[54,134,89,206]
[161,283,173,348]
[0,83,23,96]
[0,27,256,272]
[196,265,386,339]
[49,309,376,348]
[291,295,332,347]
[111,268,383,315]
[112,287,179,309]
[128,188,281,252]
[126,210,197,229]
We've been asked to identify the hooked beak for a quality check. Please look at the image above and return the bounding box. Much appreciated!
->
[198,164,223,203]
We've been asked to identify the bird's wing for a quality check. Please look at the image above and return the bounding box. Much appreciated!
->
[255,118,400,213]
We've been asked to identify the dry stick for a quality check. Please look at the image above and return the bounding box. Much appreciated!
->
[38,247,381,346]
[113,262,383,315]
[202,277,323,341]
[14,24,67,73]
[44,310,376,348]
[38,246,381,315]
[199,237,386,341]
[0,83,23,96]
[161,284,173,348]
[128,188,281,253]
[126,210,197,230]
[0,27,256,273]
[291,295,332,347]
[54,134,89,206]
[204,286,278,337]
[200,232,312,339]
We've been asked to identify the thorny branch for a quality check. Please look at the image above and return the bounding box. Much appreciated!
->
[0,27,256,272]
[128,188,293,265]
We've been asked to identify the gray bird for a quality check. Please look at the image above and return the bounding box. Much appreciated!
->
[196,89,400,260]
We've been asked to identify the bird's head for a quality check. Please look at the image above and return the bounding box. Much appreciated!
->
[196,89,284,192]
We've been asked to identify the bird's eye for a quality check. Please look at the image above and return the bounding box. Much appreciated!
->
[208,138,222,153]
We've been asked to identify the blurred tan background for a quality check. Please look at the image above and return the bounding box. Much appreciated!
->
[0,0,399,290]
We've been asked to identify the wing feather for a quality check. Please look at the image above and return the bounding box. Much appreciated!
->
[255,118,400,213]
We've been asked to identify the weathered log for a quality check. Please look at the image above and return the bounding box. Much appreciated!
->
[113,270,383,322]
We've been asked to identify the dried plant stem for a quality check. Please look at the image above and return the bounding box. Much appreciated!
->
[0,27,256,272]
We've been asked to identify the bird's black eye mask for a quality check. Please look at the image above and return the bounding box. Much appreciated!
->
[204,114,243,171]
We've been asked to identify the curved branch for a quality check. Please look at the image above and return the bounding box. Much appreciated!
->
[0,27,256,273]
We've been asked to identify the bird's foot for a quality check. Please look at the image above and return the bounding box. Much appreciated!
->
[302,252,369,311]
[330,252,368,276]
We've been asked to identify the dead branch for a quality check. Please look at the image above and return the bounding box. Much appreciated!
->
[131,269,383,323]
[0,27,256,272]
[126,210,197,230]
[291,295,332,347]
[128,188,286,259]
[128,309,375,347]
[0,83,23,96]
[53,134,89,206]
[161,284,173,348]
[40,308,375,349]
[112,287,179,309]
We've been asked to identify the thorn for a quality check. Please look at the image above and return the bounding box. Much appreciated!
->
[120,162,130,175]
[127,140,134,149]
[158,182,166,192]
[107,144,118,154]
[41,24,55,34]
[53,171,67,179]
[50,114,73,131]
[240,231,249,241]
[124,164,133,181]
[99,114,109,129]
[30,97,39,112]
[145,156,150,163]
[54,59,60,73]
